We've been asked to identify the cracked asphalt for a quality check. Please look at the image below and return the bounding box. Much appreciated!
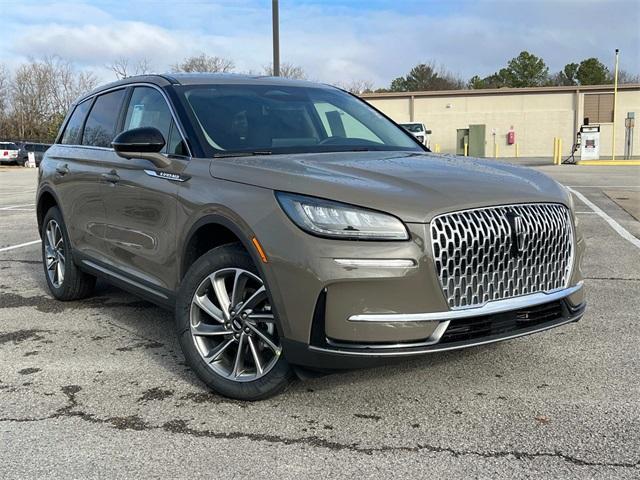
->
[1,164,639,479]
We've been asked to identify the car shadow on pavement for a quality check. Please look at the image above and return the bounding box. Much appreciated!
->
[15,257,553,402]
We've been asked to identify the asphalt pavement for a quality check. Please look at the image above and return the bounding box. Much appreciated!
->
[1,163,639,479]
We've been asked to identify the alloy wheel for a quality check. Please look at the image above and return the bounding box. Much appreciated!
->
[44,219,66,288]
[189,268,282,382]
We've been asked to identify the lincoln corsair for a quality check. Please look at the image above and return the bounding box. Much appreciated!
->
[37,74,585,400]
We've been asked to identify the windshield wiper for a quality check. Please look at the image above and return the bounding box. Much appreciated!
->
[213,150,273,158]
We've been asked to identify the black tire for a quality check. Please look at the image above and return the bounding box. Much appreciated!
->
[176,243,294,400]
[41,206,96,300]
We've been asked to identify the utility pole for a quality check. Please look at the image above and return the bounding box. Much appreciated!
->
[612,48,619,160]
[272,0,280,76]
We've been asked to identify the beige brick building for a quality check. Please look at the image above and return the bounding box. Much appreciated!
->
[362,84,640,159]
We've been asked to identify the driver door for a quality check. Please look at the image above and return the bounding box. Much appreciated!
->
[100,86,189,295]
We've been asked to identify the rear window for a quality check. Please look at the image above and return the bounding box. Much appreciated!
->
[82,89,126,148]
[400,124,424,133]
[0,143,19,150]
[60,100,92,145]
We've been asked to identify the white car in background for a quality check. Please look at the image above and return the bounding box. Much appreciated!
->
[399,122,431,149]
[0,142,20,165]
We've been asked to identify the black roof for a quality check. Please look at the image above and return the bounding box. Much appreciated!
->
[78,73,333,104]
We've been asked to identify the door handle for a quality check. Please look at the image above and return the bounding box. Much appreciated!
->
[101,171,120,184]
[55,164,69,176]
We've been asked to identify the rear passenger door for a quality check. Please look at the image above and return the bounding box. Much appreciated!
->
[48,91,125,261]
[100,86,189,295]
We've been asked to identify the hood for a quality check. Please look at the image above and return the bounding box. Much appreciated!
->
[209,151,570,223]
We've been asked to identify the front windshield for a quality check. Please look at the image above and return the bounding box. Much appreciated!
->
[400,123,424,133]
[0,143,19,150]
[178,84,422,155]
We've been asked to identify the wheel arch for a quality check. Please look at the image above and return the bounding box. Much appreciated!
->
[180,212,290,339]
[181,214,260,280]
[36,187,64,237]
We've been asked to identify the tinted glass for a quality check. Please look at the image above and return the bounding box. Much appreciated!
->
[123,87,173,149]
[179,84,420,155]
[400,124,424,133]
[60,100,92,145]
[0,143,19,150]
[167,122,188,156]
[82,89,126,148]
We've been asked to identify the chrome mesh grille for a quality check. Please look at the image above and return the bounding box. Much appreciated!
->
[430,203,573,310]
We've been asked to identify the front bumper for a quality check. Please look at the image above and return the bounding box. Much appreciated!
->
[282,285,585,369]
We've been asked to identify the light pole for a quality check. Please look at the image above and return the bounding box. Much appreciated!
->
[272,0,280,77]
[612,48,619,160]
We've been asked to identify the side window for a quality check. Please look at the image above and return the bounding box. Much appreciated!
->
[82,89,126,148]
[167,122,189,156]
[60,100,92,145]
[123,87,173,151]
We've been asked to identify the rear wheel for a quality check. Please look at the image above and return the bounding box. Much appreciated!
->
[176,244,293,400]
[41,207,96,300]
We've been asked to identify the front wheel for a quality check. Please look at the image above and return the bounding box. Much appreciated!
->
[176,244,294,400]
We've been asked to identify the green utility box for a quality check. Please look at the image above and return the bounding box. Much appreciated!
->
[468,124,486,157]
[456,124,486,157]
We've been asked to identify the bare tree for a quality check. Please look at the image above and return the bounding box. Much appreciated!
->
[617,69,640,85]
[263,62,307,80]
[0,64,11,138]
[0,64,10,115]
[3,56,98,142]
[107,57,154,80]
[336,79,375,94]
[172,54,235,73]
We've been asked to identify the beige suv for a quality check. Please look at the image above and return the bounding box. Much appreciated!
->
[37,74,585,400]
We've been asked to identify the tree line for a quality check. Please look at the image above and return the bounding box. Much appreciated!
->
[1,51,637,144]
[382,51,639,93]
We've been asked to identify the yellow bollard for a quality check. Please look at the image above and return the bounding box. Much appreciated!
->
[464,143,468,156]
[515,143,519,158]
[558,138,562,165]
[495,143,499,158]
[434,143,440,153]
[553,138,558,164]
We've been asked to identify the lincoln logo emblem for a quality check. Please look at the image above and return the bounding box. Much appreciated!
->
[506,211,525,256]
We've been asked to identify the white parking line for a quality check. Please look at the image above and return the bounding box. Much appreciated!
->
[0,240,41,252]
[567,187,640,249]
[0,203,35,210]
[567,185,640,188]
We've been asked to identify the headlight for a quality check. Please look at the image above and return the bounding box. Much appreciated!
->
[276,192,409,240]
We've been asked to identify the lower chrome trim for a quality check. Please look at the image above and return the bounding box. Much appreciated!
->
[333,258,416,268]
[348,282,583,323]
[81,260,168,299]
[327,320,451,350]
[312,306,584,357]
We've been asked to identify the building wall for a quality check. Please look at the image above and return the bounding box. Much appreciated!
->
[581,90,640,159]
[363,86,640,159]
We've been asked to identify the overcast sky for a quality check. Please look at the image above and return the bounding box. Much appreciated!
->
[2,0,639,86]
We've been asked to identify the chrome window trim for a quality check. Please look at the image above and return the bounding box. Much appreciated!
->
[348,281,583,323]
[61,82,192,157]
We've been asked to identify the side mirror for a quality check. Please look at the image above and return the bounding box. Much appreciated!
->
[112,127,171,168]
[425,129,432,134]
